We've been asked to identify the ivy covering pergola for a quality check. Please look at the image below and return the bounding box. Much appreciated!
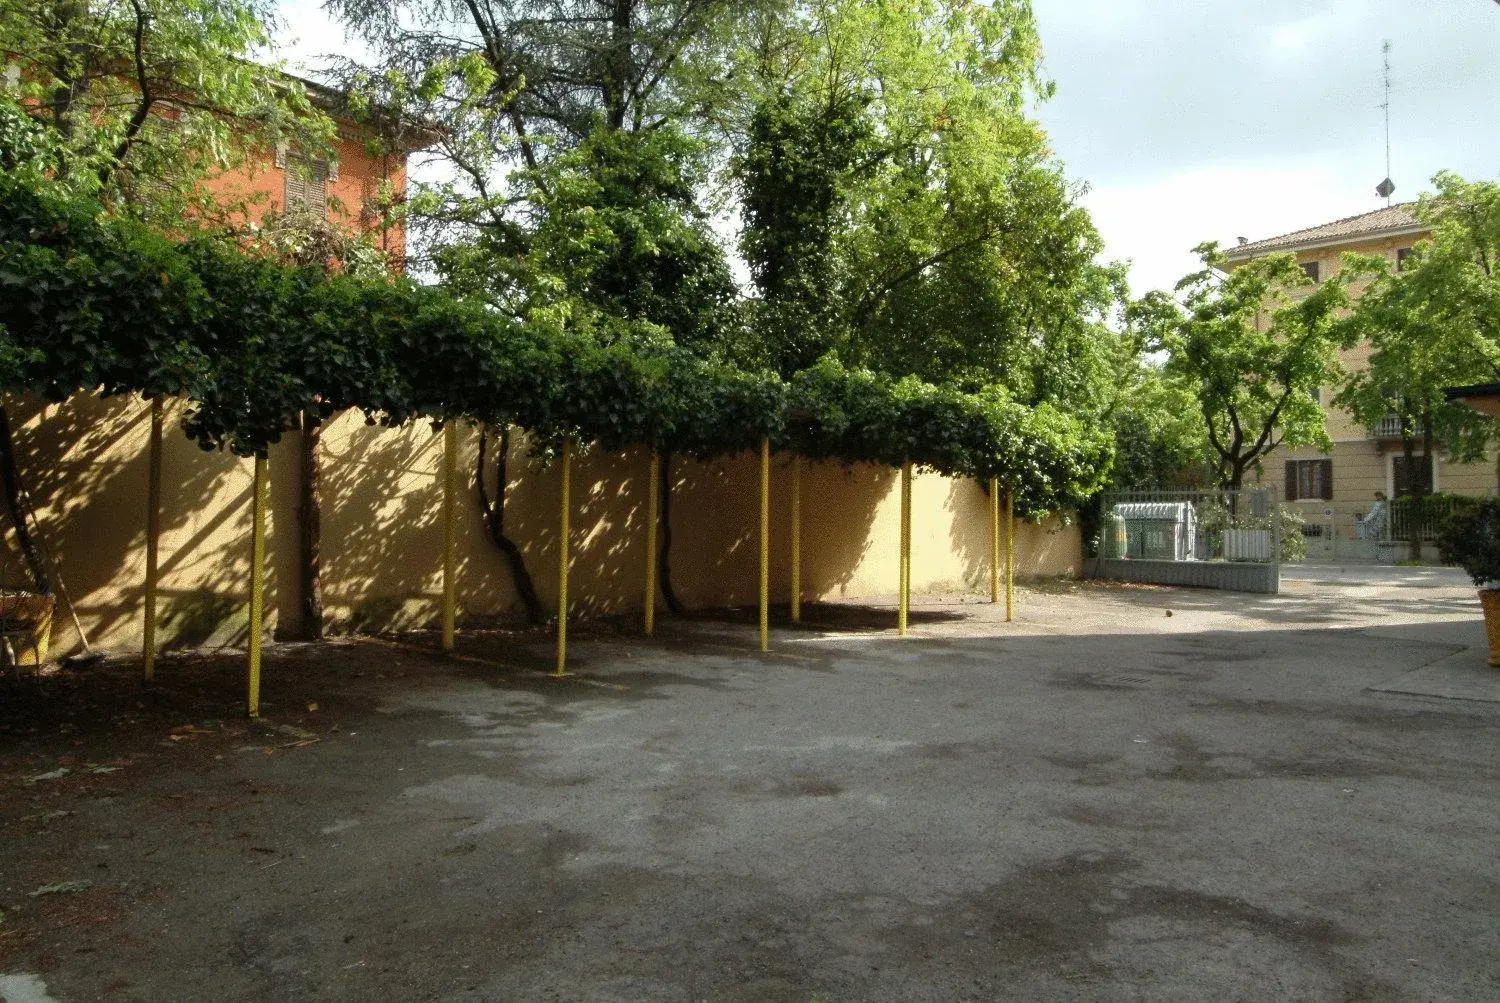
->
[0,178,1112,714]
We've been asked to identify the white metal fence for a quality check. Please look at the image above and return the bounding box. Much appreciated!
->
[1292,495,1470,563]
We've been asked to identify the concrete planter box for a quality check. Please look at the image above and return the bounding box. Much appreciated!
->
[1091,557,1280,595]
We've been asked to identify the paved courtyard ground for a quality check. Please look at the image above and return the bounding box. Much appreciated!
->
[1,572,1497,1001]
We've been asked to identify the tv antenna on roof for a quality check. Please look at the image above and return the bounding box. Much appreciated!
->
[1376,40,1395,204]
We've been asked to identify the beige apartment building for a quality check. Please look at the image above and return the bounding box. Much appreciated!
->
[1223,204,1496,514]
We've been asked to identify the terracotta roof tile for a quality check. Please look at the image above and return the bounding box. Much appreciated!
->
[1224,203,1424,259]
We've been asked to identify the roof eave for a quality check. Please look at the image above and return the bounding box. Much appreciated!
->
[1223,223,1429,263]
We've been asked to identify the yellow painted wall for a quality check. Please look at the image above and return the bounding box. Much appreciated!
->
[4,395,1080,655]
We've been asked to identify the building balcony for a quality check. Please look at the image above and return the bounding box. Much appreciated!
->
[1367,414,1405,440]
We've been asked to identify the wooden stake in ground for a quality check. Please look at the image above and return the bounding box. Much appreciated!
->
[1005,490,1015,623]
[790,455,802,623]
[759,438,770,652]
[989,476,1000,605]
[645,452,659,637]
[899,460,912,636]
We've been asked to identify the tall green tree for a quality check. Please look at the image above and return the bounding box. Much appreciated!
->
[733,0,1125,423]
[326,0,764,616]
[736,87,872,375]
[1333,173,1500,555]
[1136,243,1354,491]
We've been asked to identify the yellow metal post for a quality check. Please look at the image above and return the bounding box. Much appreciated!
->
[899,460,912,636]
[645,452,659,636]
[555,436,571,676]
[1005,490,1015,622]
[247,454,268,718]
[790,454,802,623]
[759,438,770,652]
[988,476,1000,604]
[143,397,163,682]
[441,421,457,652]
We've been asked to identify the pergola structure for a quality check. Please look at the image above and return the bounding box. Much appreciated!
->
[140,423,1021,715]
[4,177,1082,720]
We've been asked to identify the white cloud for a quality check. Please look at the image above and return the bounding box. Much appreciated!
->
[1082,159,1388,296]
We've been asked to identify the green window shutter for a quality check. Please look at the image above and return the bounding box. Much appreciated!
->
[284,154,329,216]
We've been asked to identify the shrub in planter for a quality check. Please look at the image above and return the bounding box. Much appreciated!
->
[1437,499,1500,666]
[1437,499,1500,586]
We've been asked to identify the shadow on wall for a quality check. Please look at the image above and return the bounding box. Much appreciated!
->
[8,394,265,654]
[320,420,659,633]
[666,452,886,609]
[3,398,1082,656]
[947,479,1081,588]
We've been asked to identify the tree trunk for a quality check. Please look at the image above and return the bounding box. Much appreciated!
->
[0,403,51,595]
[605,0,633,130]
[658,451,683,615]
[1412,413,1436,563]
[1222,454,1245,492]
[477,425,544,624]
[297,411,324,639]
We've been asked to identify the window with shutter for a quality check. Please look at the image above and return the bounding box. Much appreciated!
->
[284,153,329,216]
[1285,458,1333,500]
[1392,454,1433,497]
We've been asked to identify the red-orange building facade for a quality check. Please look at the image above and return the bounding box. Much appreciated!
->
[195,83,419,265]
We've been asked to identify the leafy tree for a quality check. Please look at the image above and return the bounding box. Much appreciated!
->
[1334,173,1500,556]
[1136,243,1354,491]
[0,0,330,596]
[1105,360,1209,492]
[325,0,765,614]
[733,0,1125,429]
[1408,171,1500,470]
[436,125,737,353]
[736,82,873,375]
[0,0,329,221]
[325,0,756,255]
[318,0,1123,611]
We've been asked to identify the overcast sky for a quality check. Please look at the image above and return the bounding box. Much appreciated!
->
[1033,0,1500,293]
[273,0,1500,296]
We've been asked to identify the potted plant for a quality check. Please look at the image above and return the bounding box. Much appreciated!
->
[1437,498,1500,667]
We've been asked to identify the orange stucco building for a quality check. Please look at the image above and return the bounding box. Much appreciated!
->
[196,75,419,264]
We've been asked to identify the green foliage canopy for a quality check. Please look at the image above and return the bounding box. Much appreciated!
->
[0,175,1108,515]
[0,0,331,223]
[1135,242,1355,490]
[1338,172,1500,475]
